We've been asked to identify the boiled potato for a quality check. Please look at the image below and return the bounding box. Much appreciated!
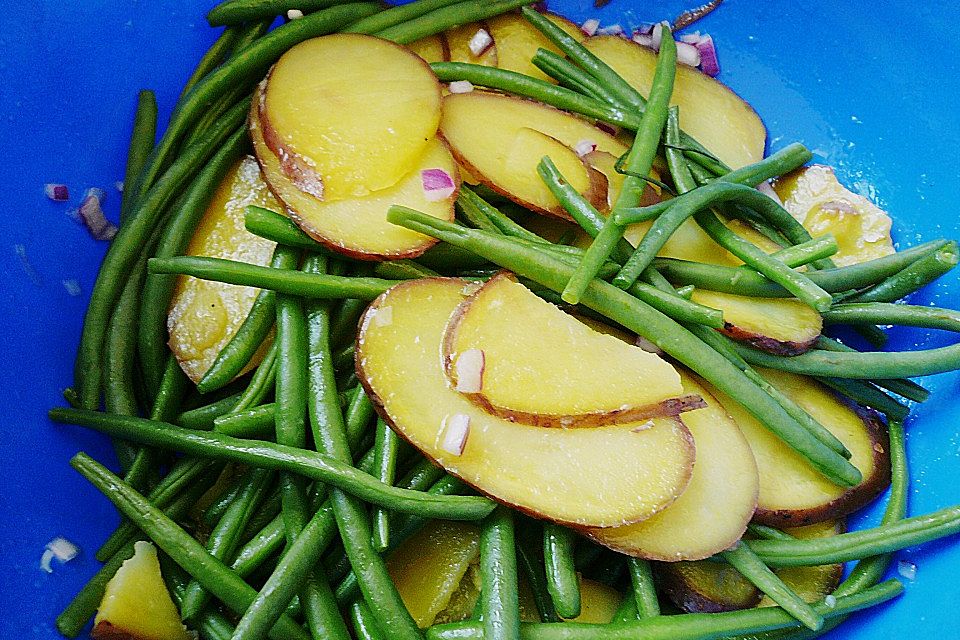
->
[408,34,449,62]
[446,22,498,66]
[487,12,583,82]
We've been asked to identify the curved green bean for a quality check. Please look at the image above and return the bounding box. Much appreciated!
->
[214,403,277,438]
[460,186,547,244]
[823,302,960,333]
[849,242,958,303]
[229,339,278,414]
[119,90,158,221]
[543,523,580,619]
[532,49,616,105]
[816,377,909,422]
[814,336,929,402]
[176,392,243,430]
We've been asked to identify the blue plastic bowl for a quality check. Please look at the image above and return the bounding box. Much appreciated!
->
[2,0,958,637]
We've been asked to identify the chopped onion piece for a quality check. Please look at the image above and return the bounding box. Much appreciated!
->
[651,22,665,50]
[573,139,597,157]
[824,595,837,608]
[635,23,654,36]
[41,537,80,572]
[45,183,69,201]
[757,180,782,205]
[421,168,456,202]
[374,305,393,327]
[449,80,474,94]
[635,336,664,355]
[78,192,118,241]
[455,348,485,393]
[898,560,917,581]
[676,41,701,67]
[84,187,106,203]
[680,32,703,44]
[597,23,624,36]
[596,121,621,137]
[468,28,493,57]
[286,8,304,19]
[580,18,600,36]
[694,34,719,76]
[440,414,471,456]
[632,34,655,49]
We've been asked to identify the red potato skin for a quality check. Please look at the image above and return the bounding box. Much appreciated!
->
[753,403,891,527]
[249,84,455,262]
[354,277,697,528]
[91,622,151,640]
[720,323,819,357]
[657,568,761,613]
[440,273,705,427]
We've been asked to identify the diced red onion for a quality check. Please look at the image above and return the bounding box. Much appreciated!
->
[597,23,624,36]
[635,336,664,355]
[596,121,621,137]
[440,414,471,456]
[468,28,493,57]
[449,80,474,94]
[41,537,79,573]
[455,349,485,393]
[756,181,782,205]
[632,34,655,49]
[573,139,597,157]
[45,183,69,201]
[78,192,118,241]
[580,18,600,36]
[694,34,719,76]
[286,9,304,20]
[421,169,456,202]
[676,41,701,67]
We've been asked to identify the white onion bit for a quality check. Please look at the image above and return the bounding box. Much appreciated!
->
[286,9,304,19]
[635,336,664,355]
[448,80,474,94]
[676,41,702,67]
[468,28,493,57]
[421,168,456,202]
[78,192,118,241]
[898,560,917,581]
[455,348,485,393]
[757,181,783,205]
[580,18,600,36]
[824,595,837,608]
[632,33,655,49]
[596,23,624,36]
[45,183,69,201]
[651,22,665,50]
[573,139,597,157]
[40,537,80,572]
[440,414,471,456]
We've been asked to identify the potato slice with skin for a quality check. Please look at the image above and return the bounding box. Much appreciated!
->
[710,368,890,527]
[168,156,277,383]
[93,541,192,640]
[261,34,441,200]
[356,278,695,527]
[567,580,623,623]
[582,36,766,169]
[759,519,845,607]
[774,165,894,266]
[408,34,449,62]
[581,371,758,561]
[251,102,457,259]
[690,290,823,356]
[487,12,583,82]
[439,92,626,216]
[446,22,498,66]
[443,273,697,427]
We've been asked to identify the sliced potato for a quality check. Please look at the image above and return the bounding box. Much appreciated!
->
[168,156,277,383]
[582,371,758,561]
[261,34,441,200]
[251,103,457,259]
[487,12,583,82]
[658,559,760,613]
[439,91,627,216]
[408,34,449,62]
[443,273,693,426]
[710,368,891,527]
[582,36,766,169]
[759,520,845,607]
[387,520,481,628]
[357,278,695,527]
[446,22,498,66]
[567,579,623,623]
[773,165,894,266]
[690,290,823,355]
[93,541,192,640]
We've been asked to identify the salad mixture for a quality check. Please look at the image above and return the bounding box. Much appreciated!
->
[47,1,960,639]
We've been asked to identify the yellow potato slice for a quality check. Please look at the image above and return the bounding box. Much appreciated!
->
[93,542,191,640]
[566,580,623,623]
[443,273,691,426]
[261,34,441,200]
[168,156,278,383]
[774,165,894,266]
[487,12,583,82]
[408,34,449,62]
[710,369,890,527]
[440,92,624,216]
[446,22,498,66]
[690,290,823,355]
[251,104,457,259]
[357,278,695,527]
[582,371,758,561]
[582,36,766,169]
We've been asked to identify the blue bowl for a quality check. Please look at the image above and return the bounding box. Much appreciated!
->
[2,0,958,637]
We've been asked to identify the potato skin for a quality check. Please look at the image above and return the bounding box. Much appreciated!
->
[657,564,761,613]
[752,403,891,527]
[91,621,149,640]
[720,322,818,357]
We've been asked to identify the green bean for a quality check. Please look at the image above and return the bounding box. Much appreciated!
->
[481,507,520,640]
[198,245,299,393]
[374,259,440,280]
[823,302,960,334]
[627,558,660,619]
[52,408,495,519]
[70,453,310,640]
[816,377,909,421]
[176,392,243,429]
[149,255,400,300]
[589,551,627,587]
[162,557,236,640]
[543,524,580,618]
[351,599,387,640]
[426,580,903,640]
[651,239,951,297]
[139,128,246,391]
[371,418,401,551]
[768,235,838,268]
[418,241,494,271]
[119,90,158,222]
[179,27,239,98]
[532,49,615,104]
[613,596,639,624]
[747,524,796,541]
[214,403,277,438]
[182,467,275,619]
[387,207,862,486]
[245,205,327,249]
[814,337,930,402]
[849,241,958,303]
[721,542,823,630]
[515,521,561,623]
[461,186,547,243]
[104,260,146,418]
[374,0,531,44]
[208,0,347,25]
[329,266,375,348]
[229,340,278,414]
[457,191,501,233]
[564,30,676,305]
